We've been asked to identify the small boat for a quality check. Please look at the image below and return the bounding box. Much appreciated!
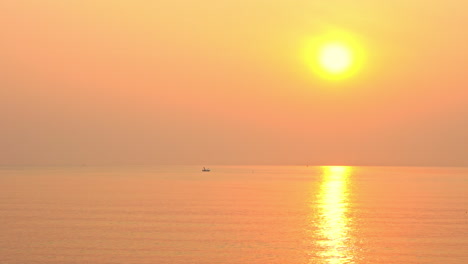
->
[202,167,211,172]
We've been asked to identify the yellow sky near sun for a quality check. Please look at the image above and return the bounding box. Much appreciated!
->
[1,0,468,165]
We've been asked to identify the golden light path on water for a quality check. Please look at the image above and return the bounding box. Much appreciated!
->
[314,166,354,264]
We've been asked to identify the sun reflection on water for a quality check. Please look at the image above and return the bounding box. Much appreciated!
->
[315,166,354,264]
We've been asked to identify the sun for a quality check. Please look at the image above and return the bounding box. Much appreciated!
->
[319,43,352,74]
[303,30,365,81]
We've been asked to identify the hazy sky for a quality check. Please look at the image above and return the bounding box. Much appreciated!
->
[1,0,467,166]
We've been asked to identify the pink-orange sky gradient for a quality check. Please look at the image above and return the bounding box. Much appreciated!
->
[1,0,467,166]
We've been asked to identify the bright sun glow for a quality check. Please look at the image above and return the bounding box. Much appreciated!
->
[303,30,365,81]
[319,43,352,74]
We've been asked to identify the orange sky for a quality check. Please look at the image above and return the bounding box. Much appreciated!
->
[1,0,467,166]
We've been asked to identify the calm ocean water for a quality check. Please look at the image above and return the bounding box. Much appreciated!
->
[0,166,467,264]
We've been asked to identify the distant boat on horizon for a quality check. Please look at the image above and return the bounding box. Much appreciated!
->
[202,167,211,172]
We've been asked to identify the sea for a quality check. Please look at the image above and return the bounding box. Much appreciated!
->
[0,166,467,264]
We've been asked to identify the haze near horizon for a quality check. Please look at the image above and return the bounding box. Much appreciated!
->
[1,0,467,166]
